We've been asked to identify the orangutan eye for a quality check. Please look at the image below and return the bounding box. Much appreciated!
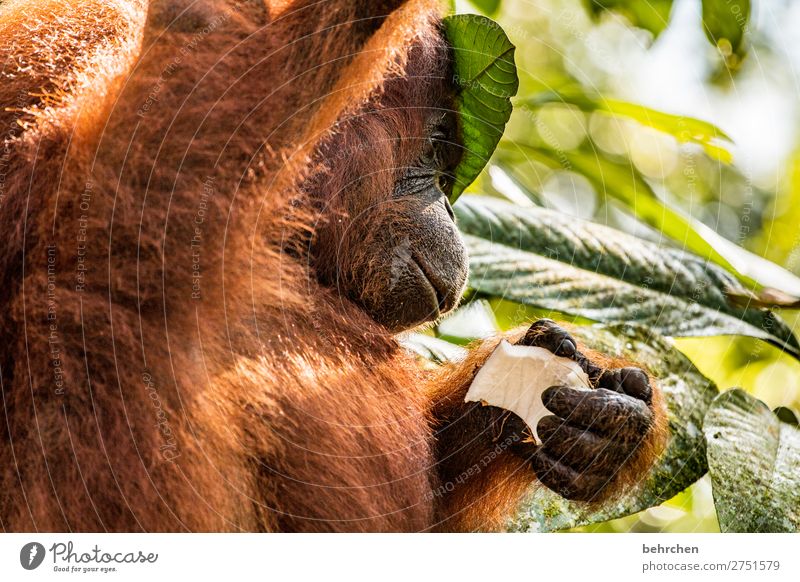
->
[420,136,439,166]
[436,173,452,193]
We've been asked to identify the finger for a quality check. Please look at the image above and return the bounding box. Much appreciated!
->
[516,319,607,383]
[573,352,603,384]
[598,367,652,404]
[541,386,653,438]
[620,367,652,403]
[517,319,577,358]
[499,413,540,459]
[530,449,611,502]
[537,415,631,473]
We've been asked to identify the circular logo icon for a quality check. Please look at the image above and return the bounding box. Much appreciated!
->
[20,542,46,570]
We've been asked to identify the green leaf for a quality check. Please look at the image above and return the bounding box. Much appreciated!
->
[508,323,718,531]
[443,14,518,202]
[704,389,800,532]
[469,0,501,16]
[512,144,741,272]
[527,90,733,163]
[584,0,674,38]
[436,299,499,343]
[702,0,750,57]
[505,144,800,297]
[455,195,800,357]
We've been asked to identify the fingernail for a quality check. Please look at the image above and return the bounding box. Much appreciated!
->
[558,338,577,357]
[622,368,652,403]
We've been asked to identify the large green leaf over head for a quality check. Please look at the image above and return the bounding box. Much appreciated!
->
[443,14,518,202]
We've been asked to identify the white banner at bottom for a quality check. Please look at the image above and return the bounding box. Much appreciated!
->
[0,533,797,581]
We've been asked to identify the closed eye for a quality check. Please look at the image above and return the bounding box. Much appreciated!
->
[420,136,439,166]
[421,129,457,169]
[436,173,452,194]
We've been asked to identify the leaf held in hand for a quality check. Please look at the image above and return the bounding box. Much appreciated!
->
[465,340,590,443]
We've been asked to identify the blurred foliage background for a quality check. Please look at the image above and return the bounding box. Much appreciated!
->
[445,0,800,532]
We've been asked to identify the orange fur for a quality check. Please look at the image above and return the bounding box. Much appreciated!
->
[0,0,666,532]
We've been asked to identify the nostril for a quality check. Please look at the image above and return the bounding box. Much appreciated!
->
[443,195,455,222]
